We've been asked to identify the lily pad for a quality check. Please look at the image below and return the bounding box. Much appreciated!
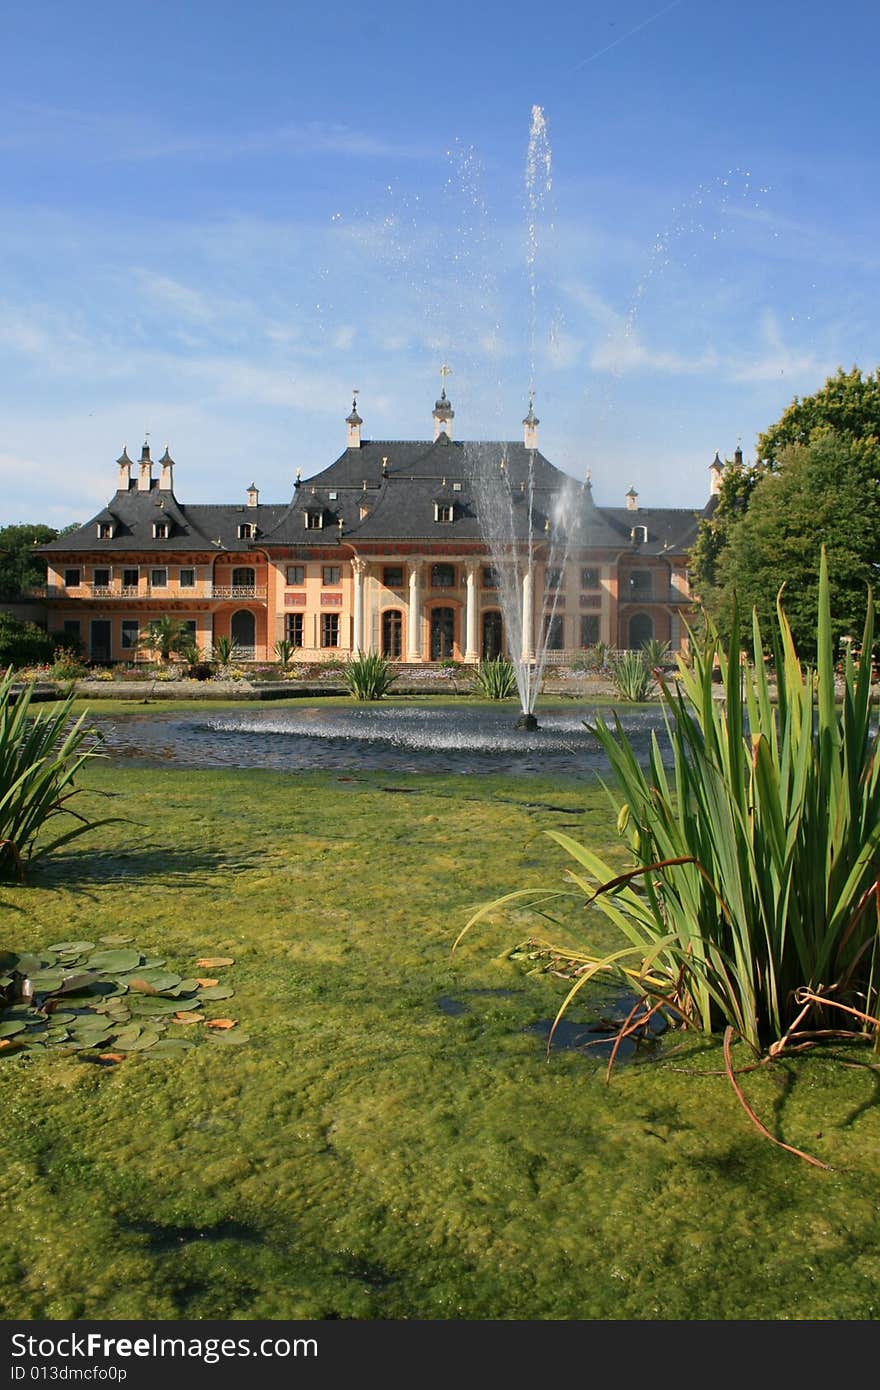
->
[197,985,234,1001]
[99,934,134,945]
[86,948,142,973]
[0,1020,27,1038]
[47,941,96,955]
[127,970,183,994]
[150,1038,196,1054]
[207,1030,250,1045]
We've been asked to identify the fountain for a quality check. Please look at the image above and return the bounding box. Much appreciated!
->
[467,106,592,729]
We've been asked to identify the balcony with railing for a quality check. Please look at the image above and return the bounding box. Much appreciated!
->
[44,582,267,601]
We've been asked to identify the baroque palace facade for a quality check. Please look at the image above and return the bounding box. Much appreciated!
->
[39,390,719,665]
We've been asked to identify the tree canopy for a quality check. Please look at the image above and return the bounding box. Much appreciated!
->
[0,525,60,599]
[691,366,880,651]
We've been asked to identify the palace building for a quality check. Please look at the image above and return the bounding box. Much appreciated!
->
[39,389,719,665]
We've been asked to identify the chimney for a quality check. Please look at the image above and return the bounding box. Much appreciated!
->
[116,446,132,489]
[346,392,362,448]
[247,482,259,508]
[523,395,539,450]
[709,450,724,497]
[158,446,175,491]
[137,441,153,491]
[626,485,638,511]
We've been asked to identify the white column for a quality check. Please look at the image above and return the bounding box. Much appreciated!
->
[465,564,479,662]
[351,556,366,653]
[407,560,422,661]
[521,569,533,665]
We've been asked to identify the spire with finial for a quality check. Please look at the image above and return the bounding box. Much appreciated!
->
[523,392,539,449]
[346,389,363,448]
[433,365,455,440]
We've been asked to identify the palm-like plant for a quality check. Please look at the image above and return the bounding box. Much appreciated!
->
[609,649,654,701]
[0,670,118,879]
[212,635,241,669]
[137,617,197,666]
[274,638,295,668]
[342,651,398,700]
[457,551,880,1058]
[473,656,518,699]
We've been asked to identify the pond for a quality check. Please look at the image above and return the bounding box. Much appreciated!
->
[90,701,670,779]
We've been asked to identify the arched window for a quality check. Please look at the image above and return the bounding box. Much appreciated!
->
[628,612,653,649]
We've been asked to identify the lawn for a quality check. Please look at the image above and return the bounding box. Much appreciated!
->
[1,753,879,1319]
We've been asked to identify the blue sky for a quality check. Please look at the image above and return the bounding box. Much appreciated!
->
[2,0,878,525]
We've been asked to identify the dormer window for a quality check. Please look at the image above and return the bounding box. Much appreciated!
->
[434,503,454,523]
[305,512,323,529]
[238,523,256,539]
[153,521,170,539]
[631,525,648,545]
[97,522,114,540]
[328,491,338,501]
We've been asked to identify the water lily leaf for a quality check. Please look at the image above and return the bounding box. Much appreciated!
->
[46,973,97,997]
[129,997,184,1016]
[207,1030,250,1045]
[29,969,69,992]
[128,970,182,994]
[195,977,219,988]
[0,975,12,988]
[173,1011,205,1025]
[196,985,234,1001]
[99,934,134,945]
[166,978,201,996]
[139,958,167,969]
[7,952,45,975]
[0,1020,27,1038]
[124,1028,162,1051]
[195,957,235,968]
[206,1018,237,1030]
[47,941,96,954]
[86,948,142,972]
[150,1038,196,1053]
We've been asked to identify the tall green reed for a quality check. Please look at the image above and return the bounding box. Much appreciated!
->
[457,550,880,1054]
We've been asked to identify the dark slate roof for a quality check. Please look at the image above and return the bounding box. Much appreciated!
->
[37,437,706,556]
[600,507,702,555]
[39,479,287,553]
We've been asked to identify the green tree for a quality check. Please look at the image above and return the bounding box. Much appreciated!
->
[0,613,55,669]
[689,455,762,618]
[715,430,880,655]
[0,525,60,599]
[757,365,880,466]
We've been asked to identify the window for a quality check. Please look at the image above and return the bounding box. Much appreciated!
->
[322,566,341,586]
[383,566,404,588]
[631,525,648,545]
[285,613,304,646]
[93,568,110,587]
[452,481,462,492]
[286,565,305,586]
[121,620,139,650]
[581,567,599,589]
[62,619,81,639]
[328,491,338,501]
[434,503,454,523]
[628,571,653,598]
[237,523,255,539]
[545,568,564,591]
[179,568,195,588]
[232,567,255,587]
[382,609,402,659]
[321,613,339,647]
[64,568,81,588]
[149,568,167,588]
[305,512,323,529]
[183,620,197,641]
[97,522,113,539]
[430,563,455,589]
[482,566,500,589]
[152,522,169,539]
[580,615,599,647]
[123,568,139,588]
[544,614,565,650]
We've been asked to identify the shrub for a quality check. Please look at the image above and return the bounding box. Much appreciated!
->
[0,613,54,670]
[473,656,518,699]
[641,637,672,669]
[457,551,880,1061]
[342,651,398,700]
[211,636,241,670]
[609,649,654,701]
[0,668,118,879]
[274,638,295,668]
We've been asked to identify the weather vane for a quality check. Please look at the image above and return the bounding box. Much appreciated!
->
[439,364,452,388]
